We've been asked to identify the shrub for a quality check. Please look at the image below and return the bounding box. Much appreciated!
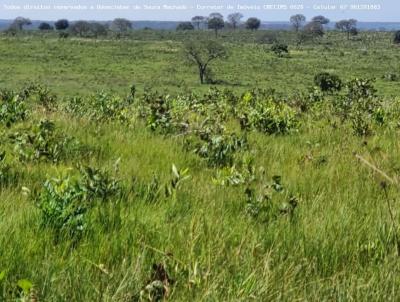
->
[245,176,298,222]
[34,166,121,239]
[0,90,28,127]
[10,119,80,163]
[176,22,194,31]
[394,31,400,44]
[382,73,399,82]
[314,72,342,93]
[334,78,381,136]
[238,92,298,135]
[0,151,11,186]
[193,133,247,167]
[271,42,289,57]
[65,92,132,123]
[38,22,53,31]
[55,19,69,31]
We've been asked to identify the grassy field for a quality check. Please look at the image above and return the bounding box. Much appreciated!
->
[1,31,400,301]
[0,31,399,97]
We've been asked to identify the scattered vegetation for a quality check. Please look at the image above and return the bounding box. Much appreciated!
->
[1,23,400,301]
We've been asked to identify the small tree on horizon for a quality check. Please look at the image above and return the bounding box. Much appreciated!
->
[38,22,53,31]
[303,21,325,39]
[9,17,31,31]
[336,19,358,40]
[290,14,306,32]
[90,22,108,38]
[69,21,91,37]
[208,13,225,37]
[183,39,228,84]
[55,19,69,31]
[245,18,261,30]
[191,16,206,30]
[227,13,243,30]
[176,22,195,31]
[394,30,400,44]
[311,15,330,28]
[110,18,132,36]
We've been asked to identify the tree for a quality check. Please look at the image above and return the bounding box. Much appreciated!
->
[245,18,261,30]
[303,21,325,39]
[111,18,132,34]
[9,17,31,31]
[314,72,342,93]
[208,13,224,37]
[227,13,243,30]
[69,21,91,37]
[290,14,306,32]
[38,22,53,31]
[191,16,206,30]
[183,39,228,84]
[271,42,289,57]
[209,12,223,19]
[312,15,330,27]
[335,19,358,40]
[394,31,400,44]
[176,22,194,31]
[55,19,69,31]
[90,22,108,38]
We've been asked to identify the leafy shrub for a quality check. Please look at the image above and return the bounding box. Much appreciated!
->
[0,90,28,127]
[245,176,298,222]
[238,92,298,135]
[193,133,247,167]
[65,92,132,123]
[333,78,381,136]
[10,119,80,163]
[271,42,289,57]
[34,166,121,238]
[314,72,342,93]
[394,30,400,44]
[212,154,256,186]
[145,93,175,132]
[382,73,399,82]
[32,84,58,111]
[0,151,11,186]
[346,78,377,101]
[142,93,189,133]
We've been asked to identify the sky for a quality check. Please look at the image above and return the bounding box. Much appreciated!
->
[0,0,397,22]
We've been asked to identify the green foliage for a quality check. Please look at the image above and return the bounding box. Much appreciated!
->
[0,151,11,186]
[10,119,80,162]
[245,176,298,223]
[382,73,399,82]
[0,90,28,127]
[34,166,121,238]
[212,154,256,186]
[65,92,132,123]
[193,132,247,167]
[176,22,194,31]
[245,18,261,30]
[3,33,400,301]
[333,78,381,136]
[271,42,289,57]
[238,91,298,134]
[314,72,342,93]
[394,30,400,44]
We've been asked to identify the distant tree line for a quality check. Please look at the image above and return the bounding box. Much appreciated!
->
[176,13,261,35]
[4,17,133,39]
[4,14,400,46]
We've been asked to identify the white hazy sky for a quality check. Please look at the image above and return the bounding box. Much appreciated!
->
[0,0,397,22]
